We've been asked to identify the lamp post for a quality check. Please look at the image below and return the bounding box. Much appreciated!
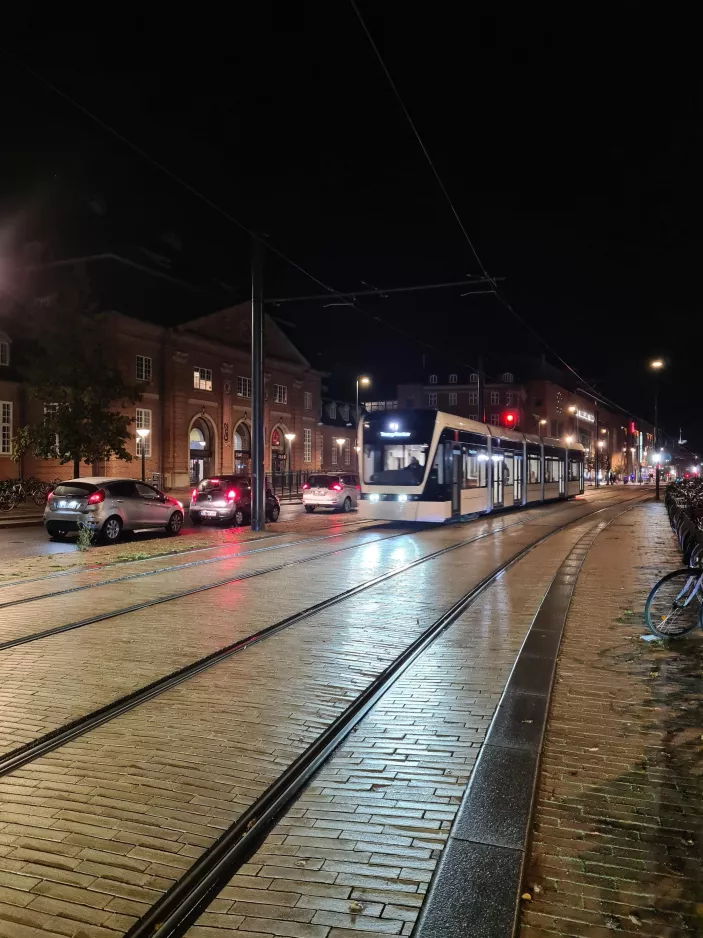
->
[650,359,664,499]
[284,433,295,473]
[539,418,547,438]
[136,428,150,483]
[356,376,371,427]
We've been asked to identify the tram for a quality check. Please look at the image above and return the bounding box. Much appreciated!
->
[357,409,585,523]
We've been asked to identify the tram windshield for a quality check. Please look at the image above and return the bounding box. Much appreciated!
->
[363,443,429,485]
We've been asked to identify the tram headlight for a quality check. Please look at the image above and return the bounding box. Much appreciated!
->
[369,493,380,502]
[397,494,408,502]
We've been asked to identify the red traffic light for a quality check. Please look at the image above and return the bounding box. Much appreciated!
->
[502,411,517,428]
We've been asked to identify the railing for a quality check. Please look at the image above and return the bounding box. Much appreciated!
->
[266,470,314,499]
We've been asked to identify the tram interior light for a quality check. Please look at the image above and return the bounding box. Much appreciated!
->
[478,454,489,462]
[369,493,380,502]
[491,454,504,461]
[397,494,408,502]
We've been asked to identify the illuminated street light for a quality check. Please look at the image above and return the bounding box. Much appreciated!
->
[356,375,371,425]
[136,427,150,483]
[650,359,664,370]
[649,359,665,499]
[597,440,604,448]
[565,435,574,444]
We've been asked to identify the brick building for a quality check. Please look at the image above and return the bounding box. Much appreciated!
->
[0,304,348,488]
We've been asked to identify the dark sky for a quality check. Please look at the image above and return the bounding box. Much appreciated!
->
[1,6,701,448]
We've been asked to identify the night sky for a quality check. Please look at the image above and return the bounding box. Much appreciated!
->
[1,7,701,448]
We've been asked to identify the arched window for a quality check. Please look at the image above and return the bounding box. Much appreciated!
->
[502,372,514,383]
[329,402,337,419]
[429,374,438,384]
[449,374,457,383]
[470,373,479,383]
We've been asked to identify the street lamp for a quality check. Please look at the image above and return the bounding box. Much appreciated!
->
[356,375,371,426]
[565,435,574,445]
[649,359,665,500]
[336,437,346,467]
[136,427,150,483]
[538,418,547,438]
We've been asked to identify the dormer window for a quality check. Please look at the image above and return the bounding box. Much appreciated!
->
[429,374,437,384]
[449,374,457,383]
[502,372,514,383]
[329,402,337,419]
[470,373,478,383]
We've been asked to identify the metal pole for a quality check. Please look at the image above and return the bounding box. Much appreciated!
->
[594,410,599,487]
[251,238,266,531]
[654,384,660,501]
[355,379,360,472]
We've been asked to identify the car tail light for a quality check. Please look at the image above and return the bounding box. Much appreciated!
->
[191,489,197,500]
[302,483,309,490]
[227,489,237,500]
[356,485,361,491]
[87,490,104,505]
[332,483,343,491]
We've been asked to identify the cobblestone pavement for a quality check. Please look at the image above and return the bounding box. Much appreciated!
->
[518,501,703,938]
[0,489,648,936]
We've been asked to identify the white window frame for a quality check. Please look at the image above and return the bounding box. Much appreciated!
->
[316,431,323,468]
[470,373,479,383]
[449,374,457,383]
[136,355,152,382]
[490,390,500,405]
[194,367,213,391]
[428,392,438,407]
[303,428,312,463]
[331,440,338,465]
[273,384,287,404]
[0,341,9,367]
[304,391,313,410]
[329,402,337,419]
[429,374,438,384]
[1,402,12,455]
[136,408,152,457]
[502,372,514,383]
[490,414,500,426]
[237,376,252,398]
[448,392,457,405]
[468,390,478,405]
[344,438,350,465]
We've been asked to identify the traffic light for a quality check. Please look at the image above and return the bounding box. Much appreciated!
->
[502,411,518,429]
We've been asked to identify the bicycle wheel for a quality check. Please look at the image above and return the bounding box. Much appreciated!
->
[0,491,17,512]
[645,569,703,638]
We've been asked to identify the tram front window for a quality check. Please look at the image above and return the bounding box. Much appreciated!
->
[363,443,429,485]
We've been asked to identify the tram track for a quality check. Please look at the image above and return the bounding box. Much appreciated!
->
[122,494,649,938]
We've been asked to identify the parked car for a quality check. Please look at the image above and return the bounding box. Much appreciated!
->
[190,476,281,526]
[302,473,359,513]
[44,478,184,543]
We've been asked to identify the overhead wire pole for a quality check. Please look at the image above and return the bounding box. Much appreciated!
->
[251,237,266,531]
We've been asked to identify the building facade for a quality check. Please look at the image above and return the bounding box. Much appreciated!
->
[0,304,344,488]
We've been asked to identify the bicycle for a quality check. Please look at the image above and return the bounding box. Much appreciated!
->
[0,478,50,512]
[644,543,703,638]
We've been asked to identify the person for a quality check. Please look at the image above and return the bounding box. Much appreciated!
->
[407,455,422,483]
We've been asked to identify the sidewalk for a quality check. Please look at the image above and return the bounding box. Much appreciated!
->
[0,502,44,528]
[518,501,703,937]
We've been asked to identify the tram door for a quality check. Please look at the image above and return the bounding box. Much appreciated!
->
[451,449,461,516]
[492,455,504,508]
[514,454,524,504]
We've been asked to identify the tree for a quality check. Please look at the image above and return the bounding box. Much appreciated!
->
[12,306,141,478]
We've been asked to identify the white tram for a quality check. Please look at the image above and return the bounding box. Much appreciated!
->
[358,409,585,523]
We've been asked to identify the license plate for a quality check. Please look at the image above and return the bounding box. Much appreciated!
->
[202,510,217,517]
[315,489,327,496]
[59,501,78,509]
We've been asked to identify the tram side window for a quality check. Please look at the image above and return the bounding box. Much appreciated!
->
[528,454,541,484]
[569,459,581,481]
[463,448,487,488]
[544,456,563,483]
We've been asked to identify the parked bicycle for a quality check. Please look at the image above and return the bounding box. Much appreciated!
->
[0,477,55,512]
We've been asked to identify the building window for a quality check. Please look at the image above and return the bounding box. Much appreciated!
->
[44,403,60,455]
[303,428,312,463]
[237,376,252,398]
[469,414,478,421]
[194,367,213,391]
[448,392,457,405]
[0,341,9,367]
[490,390,500,405]
[316,431,323,467]
[136,408,152,456]
[1,402,12,455]
[449,374,457,383]
[428,392,438,407]
[331,440,338,465]
[329,402,337,419]
[304,391,312,410]
[273,384,287,404]
[340,404,350,422]
[505,391,513,405]
[136,355,152,382]
[468,391,478,405]
[470,373,478,383]
[502,372,514,383]
[344,439,351,465]
[490,414,500,426]
[429,374,438,384]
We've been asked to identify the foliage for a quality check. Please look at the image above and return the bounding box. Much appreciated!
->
[76,522,93,552]
[11,303,141,477]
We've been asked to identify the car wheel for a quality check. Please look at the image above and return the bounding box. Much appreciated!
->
[268,505,280,522]
[304,505,316,513]
[342,497,352,513]
[190,513,202,525]
[101,515,123,544]
[233,507,245,527]
[166,511,183,535]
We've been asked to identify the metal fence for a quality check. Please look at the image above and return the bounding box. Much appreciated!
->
[266,470,314,499]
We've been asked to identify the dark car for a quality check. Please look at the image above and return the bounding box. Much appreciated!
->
[189,476,280,526]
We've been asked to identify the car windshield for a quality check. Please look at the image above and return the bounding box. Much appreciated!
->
[53,483,97,497]
[307,476,340,488]
[197,477,239,492]
[363,443,429,485]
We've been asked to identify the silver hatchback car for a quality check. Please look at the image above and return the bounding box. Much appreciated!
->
[302,473,359,513]
[44,477,184,543]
